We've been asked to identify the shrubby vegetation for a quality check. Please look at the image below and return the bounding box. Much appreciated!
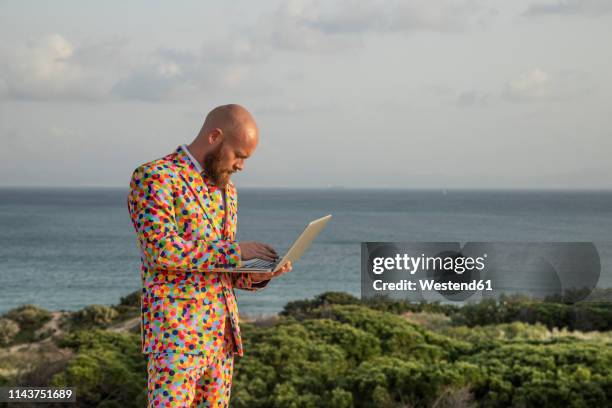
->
[69,305,119,329]
[0,318,20,346]
[453,297,612,331]
[234,299,612,408]
[0,291,610,407]
[0,304,52,344]
[52,330,147,407]
[3,304,52,330]
[283,291,612,331]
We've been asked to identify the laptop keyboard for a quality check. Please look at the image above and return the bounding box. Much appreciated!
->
[241,258,277,269]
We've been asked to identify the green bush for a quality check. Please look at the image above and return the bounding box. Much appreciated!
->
[443,322,552,344]
[281,292,362,319]
[2,304,52,344]
[3,304,52,332]
[233,312,481,408]
[118,291,141,308]
[301,319,382,363]
[69,305,119,329]
[282,292,459,320]
[346,357,480,407]
[464,342,612,407]
[2,291,611,407]
[0,318,20,346]
[285,291,612,332]
[232,294,612,408]
[233,321,350,408]
[52,330,147,407]
[109,291,142,322]
[452,296,612,331]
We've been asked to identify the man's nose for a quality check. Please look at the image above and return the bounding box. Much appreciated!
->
[235,159,244,171]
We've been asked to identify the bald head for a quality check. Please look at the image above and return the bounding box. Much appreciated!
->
[188,104,259,187]
[200,104,258,145]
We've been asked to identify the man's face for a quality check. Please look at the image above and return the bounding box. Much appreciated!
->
[203,130,257,187]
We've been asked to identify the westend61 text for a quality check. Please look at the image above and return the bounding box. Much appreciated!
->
[373,279,493,291]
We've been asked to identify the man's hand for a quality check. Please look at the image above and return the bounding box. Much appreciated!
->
[249,261,292,284]
[239,241,278,261]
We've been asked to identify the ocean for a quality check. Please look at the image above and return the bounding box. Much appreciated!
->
[0,188,611,316]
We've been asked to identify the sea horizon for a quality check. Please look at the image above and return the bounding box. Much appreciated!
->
[1,186,611,192]
[1,187,611,315]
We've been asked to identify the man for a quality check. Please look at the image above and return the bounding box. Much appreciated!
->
[127,104,292,407]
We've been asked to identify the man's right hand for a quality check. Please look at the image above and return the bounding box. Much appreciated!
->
[238,241,278,261]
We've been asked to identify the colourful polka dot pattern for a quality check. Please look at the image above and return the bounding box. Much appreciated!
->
[147,331,234,407]
[127,146,267,360]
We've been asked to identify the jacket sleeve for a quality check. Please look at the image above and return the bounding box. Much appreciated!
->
[232,273,271,291]
[127,165,241,272]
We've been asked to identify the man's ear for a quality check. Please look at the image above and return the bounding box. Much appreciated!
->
[208,128,223,145]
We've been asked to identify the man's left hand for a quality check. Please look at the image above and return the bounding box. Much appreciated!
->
[249,261,292,284]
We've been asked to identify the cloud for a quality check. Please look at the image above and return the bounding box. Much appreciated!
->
[503,69,551,101]
[251,2,356,52]
[112,38,260,102]
[111,0,497,100]
[456,90,491,107]
[450,69,593,106]
[111,60,194,102]
[0,34,122,101]
[198,36,265,63]
[525,0,612,17]
[501,69,593,102]
[0,1,496,103]
[49,125,78,138]
[0,33,261,103]
[252,0,493,53]
[301,0,488,33]
[252,101,333,115]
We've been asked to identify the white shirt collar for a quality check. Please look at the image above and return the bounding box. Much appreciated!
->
[180,144,204,174]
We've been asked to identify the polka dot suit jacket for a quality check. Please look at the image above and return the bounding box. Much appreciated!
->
[127,147,267,357]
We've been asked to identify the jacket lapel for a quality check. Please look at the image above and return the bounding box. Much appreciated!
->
[173,148,223,239]
[225,183,238,240]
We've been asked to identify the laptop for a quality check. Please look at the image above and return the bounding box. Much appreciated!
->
[225,214,332,273]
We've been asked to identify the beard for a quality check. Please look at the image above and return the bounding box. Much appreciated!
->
[203,143,232,187]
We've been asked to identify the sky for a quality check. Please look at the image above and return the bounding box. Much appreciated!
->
[0,0,611,189]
